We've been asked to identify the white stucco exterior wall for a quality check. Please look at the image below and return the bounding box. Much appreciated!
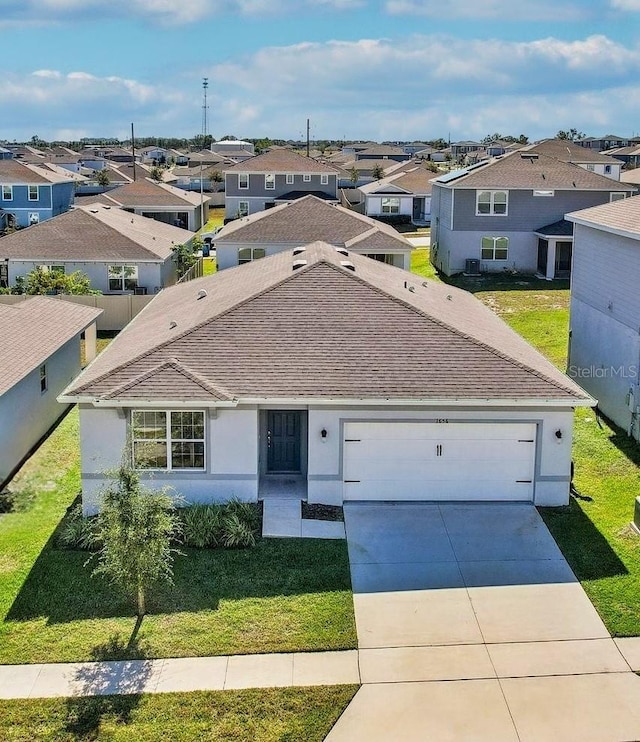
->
[79,403,577,512]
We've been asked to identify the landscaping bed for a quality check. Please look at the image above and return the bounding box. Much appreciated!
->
[0,412,356,665]
[0,686,358,742]
[301,503,344,522]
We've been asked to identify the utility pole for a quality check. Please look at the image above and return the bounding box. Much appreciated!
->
[202,78,210,146]
[306,118,310,157]
[131,122,137,181]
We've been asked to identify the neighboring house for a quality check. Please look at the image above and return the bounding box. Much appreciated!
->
[354,145,408,162]
[605,144,640,169]
[60,242,593,515]
[224,150,340,219]
[566,195,640,441]
[213,194,413,270]
[0,204,194,294]
[526,139,624,180]
[338,159,408,188]
[451,141,482,159]
[88,178,209,231]
[211,140,255,158]
[577,135,629,152]
[0,297,101,488]
[430,150,636,278]
[359,166,433,224]
[0,158,75,229]
[172,165,224,193]
[621,167,640,187]
[402,142,431,156]
[0,147,12,160]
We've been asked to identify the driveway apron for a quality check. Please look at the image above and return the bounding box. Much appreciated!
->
[326,502,640,742]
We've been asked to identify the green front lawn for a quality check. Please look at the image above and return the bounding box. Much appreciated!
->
[199,208,225,235]
[0,413,356,665]
[0,686,358,742]
[410,251,640,637]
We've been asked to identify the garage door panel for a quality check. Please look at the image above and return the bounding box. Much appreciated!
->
[343,422,536,502]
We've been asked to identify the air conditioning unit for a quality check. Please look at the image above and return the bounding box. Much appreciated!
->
[464,258,481,276]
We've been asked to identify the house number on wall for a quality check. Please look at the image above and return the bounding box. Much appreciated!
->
[434,419,449,423]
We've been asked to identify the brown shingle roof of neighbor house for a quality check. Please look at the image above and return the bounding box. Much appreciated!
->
[566,193,640,238]
[360,167,434,195]
[0,158,75,185]
[63,242,593,405]
[0,204,194,262]
[525,139,624,165]
[0,297,101,396]
[435,151,637,191]
[101,178,207,208]
[225,149,340,174]
[355,145,407,158]
[213,195,411,251]
[621,168,640,185]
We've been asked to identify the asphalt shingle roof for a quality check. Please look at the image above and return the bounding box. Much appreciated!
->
[0,158,75,185]
[64,242,591,405]
[0,298,101,396]
[0,205,193,261]
[225,149,339,174]
[213,195,410,251]
[567,193,640,237]
[435,151,637,191]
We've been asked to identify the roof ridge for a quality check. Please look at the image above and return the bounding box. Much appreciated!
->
[102,358,233,401]
[317,261,584,398]
[70,258,327,395]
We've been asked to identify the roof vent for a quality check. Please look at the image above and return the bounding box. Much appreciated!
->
[422,281,429,287]
[197,289,208,300]
[89,209,99,213]
[335,247,349,256]
[520,153,539,160]
[293,259,307,270]
[340,261,356,271]
[102,205,111,209]
[169,320,178,329]
[292,247,306,256]
[408,285,415,293]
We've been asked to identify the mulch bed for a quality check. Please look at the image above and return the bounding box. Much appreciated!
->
[301,503,344,522]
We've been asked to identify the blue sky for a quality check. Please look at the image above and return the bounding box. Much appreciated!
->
[1,0,640,143]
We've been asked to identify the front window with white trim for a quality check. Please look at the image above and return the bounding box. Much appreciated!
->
[476,190,508,215]
[132,410,205,470]
[381,197,400,214]
[108,264,138,291]
[286,173,294,184]
[610,192,627,202]
[303,174,311,182]
[320,174,329,185]
[1,185,12,200]
[238,247,266,265]
[481,236,509,260]
[237,201,249,217]
[28,185,39,201]
[238,173,249,189]
[265,173,275,189]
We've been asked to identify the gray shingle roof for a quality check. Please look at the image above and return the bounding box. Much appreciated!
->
[225,149,339,174]
[213,195,411,251]
[0,297,101,396]
[64,242,591,405]
[535,219,574,237]
[0,205,193,261]
[567,193,640,238]
[526,139,624,165]
[102,178,206,208]
[435,151,637,191]
[0,158,75,185]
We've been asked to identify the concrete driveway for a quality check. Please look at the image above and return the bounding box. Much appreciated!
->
[326,502,640,742]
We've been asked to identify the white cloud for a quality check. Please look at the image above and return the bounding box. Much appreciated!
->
[385,0,586,20]
[610,0,640,9]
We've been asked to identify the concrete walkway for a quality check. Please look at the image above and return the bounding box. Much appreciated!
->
[262,498,345,539]
[0,650,359,700]
[327,502,640,741]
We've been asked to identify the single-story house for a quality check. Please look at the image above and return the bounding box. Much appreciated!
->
[566,194,640,441]
[0,297,101,488]
[60,242,593,515]
[359,166,433,224]
[211,194,414,270]
[83,178,209,231]
[0,204,194,294]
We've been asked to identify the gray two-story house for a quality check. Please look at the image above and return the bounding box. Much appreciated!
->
[430,150,636,279]
[224,150,339,219]
[0,157,75,230]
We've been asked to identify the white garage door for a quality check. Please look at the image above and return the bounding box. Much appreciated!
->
[343,422,536,502]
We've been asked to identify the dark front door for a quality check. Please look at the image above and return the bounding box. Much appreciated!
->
[555,241,572,277]
[267,411,301,473]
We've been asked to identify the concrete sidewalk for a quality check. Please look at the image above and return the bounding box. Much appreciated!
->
[0,650,360,700]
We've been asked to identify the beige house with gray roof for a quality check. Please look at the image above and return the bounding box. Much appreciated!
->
[0,297,101,487]
[61,242,592,514]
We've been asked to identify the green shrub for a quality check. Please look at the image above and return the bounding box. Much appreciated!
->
[180,504,223,548]
[178,499,260,549]
[57,505,98,550]
[220,512,256,549]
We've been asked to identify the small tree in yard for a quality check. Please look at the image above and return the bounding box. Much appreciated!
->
[349,166,359,185]
[171,238,201,278]
[371,164,385,180]
[91,464,181,617]
[95,169,110,187]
